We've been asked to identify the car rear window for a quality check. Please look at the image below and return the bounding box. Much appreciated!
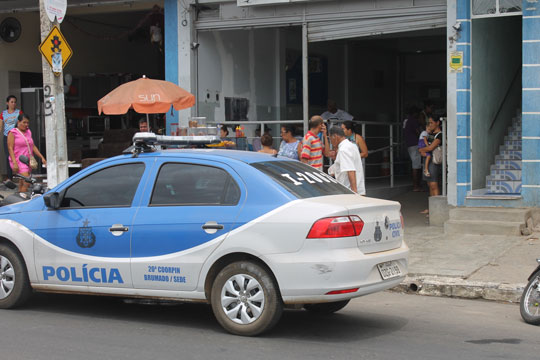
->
[251,161,353,199]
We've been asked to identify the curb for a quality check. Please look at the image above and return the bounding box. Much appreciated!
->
[390,275,526,304]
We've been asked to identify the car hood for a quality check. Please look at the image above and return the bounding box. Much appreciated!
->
[0,199,30,215]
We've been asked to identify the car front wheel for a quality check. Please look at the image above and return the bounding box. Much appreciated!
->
[0,244,31,308]
[210,261,283,336]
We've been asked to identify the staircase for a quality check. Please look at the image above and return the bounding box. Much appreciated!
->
[485,115,522,194]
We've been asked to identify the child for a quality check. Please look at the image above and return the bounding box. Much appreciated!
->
[418,125,431,177]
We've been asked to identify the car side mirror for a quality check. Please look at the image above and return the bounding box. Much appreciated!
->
[43,192,60,210]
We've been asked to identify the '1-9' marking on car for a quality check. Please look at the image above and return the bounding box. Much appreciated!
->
[281,171,337,186]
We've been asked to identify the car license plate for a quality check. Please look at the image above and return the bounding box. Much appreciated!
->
[377,261,402,280]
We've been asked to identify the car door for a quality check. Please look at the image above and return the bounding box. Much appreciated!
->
[130,159,245,291]
[33,160,150,288]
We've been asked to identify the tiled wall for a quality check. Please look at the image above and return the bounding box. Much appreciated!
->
[455,0,471,206]
[522,0,540,206]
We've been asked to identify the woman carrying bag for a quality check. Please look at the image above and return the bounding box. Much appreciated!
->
[7,114,46,192]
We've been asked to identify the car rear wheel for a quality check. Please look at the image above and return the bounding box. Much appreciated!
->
[304,300,350,314]
[210,261,283,336]
[0,244,31,308]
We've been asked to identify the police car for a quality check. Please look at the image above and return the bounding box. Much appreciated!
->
[0,133,408,336]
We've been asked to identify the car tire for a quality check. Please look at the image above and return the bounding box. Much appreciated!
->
[210,261,283,336]
[0,244,31,309]
[304,300,350,314]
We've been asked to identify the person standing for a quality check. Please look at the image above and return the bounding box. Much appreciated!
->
[278,124,301,160]
[321,99,353,121]
[300,116,330,170]
[341,120,368,159]
[7,114,46,193]
[328,126,365,195]
[403,106,422,191]
[419,116,443,199]
[0,95,21,180]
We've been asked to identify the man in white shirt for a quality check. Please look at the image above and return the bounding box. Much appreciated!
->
[328,126,365,195]
[321,99,353,121]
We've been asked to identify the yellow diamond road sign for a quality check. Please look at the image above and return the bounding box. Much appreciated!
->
[39,25,72,70]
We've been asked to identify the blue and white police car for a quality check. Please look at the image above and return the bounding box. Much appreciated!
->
[0,134,408,336]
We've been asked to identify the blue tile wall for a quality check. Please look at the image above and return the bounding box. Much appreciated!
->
[523,162,540,185]
[457,67,471,89]
[523,67,540,88]
[457,114,471,137]
[524,90,540,113]
[522,114,540,137]
[457,137,471,160]
[523,18,540,40]
[522,139,540,160]
[457,162,471,184]
[523,42,540,64]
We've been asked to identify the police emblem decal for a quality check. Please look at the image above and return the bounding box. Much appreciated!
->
[77,219,96,248]
[374,221,382,242]
[384,216,390,230]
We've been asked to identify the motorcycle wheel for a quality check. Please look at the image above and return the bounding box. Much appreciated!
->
[520,270,540,325]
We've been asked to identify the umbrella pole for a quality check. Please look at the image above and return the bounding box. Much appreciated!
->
[146,113,150,132]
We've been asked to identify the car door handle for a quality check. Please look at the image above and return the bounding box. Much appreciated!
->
[109,225,129,232]
[202,223,224,230]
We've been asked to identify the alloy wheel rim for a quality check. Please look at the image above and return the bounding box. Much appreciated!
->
[0,255,15,299]
[220,274,265,324]
[524,276,540,317]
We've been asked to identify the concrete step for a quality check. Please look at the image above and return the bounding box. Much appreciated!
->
[449,207,531,223]
[487,179,521,193]
[503,140,522,147]
[505,135,521,141]
[500,144,521,152]
[444,219,524,236]
[488,169,521,181]
[508,130,521,137]
[495,151,522,161]
[493,159,521,169]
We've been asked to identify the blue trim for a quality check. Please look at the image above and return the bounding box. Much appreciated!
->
[456,0,471,20]
[456,137,471,160]
[524,42,540,65]
[522,139,540,161]
[457,91,471,113]
[522,187,540,207]
[457,67,471,90]
[457,114,471,137]
[457,184,470,206]
[165,0,179,134]
[458,20,471,43]
[456,44,471,67]
[523,162,540,186]
[457,161,471,184]
[523,18,540,41]
[523,90,540,113]
[522,114,540,137]
[523,66,540,88]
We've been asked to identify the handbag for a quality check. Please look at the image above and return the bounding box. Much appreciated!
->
[15,128,38,170]
[432,132,443,165]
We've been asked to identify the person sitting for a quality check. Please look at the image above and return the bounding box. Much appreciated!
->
[321,99,353,121]
[278,124,301,160]
[258,133,277,155]
[139,118,152,133]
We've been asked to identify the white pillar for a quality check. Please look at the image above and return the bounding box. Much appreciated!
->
[178,0,196,127]
[302,22,309,132]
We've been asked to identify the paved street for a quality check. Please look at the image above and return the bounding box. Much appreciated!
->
[0,291,538,360]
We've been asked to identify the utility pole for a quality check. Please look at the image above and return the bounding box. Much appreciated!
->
[39,0,68,188]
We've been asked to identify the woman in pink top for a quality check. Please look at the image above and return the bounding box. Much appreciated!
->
[7,114,46,192]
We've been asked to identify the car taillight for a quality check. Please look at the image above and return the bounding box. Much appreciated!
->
[400,213,404,230]
[307,216,364,239]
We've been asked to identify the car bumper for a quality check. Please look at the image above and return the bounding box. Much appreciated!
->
[264,239,409,304]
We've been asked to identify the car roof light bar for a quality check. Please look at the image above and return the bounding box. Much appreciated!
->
[128,132,222,157]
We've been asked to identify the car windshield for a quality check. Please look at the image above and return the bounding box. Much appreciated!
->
[251,161,353,199]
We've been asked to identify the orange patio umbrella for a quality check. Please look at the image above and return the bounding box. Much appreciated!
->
[97,75,195,129]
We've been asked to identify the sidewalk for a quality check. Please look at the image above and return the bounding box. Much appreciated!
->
[394,190,540,303]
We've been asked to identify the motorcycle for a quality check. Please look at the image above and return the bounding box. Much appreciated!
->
[0,155,47,207]
[520,258,540,325]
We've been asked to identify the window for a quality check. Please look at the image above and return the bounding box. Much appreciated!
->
[150,163,241,206]
[251,161,353,199]
[61,163,145,208]
[472,0,521,17]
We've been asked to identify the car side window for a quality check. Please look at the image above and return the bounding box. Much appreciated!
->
[61,163,145,208]
[150,163,241,206]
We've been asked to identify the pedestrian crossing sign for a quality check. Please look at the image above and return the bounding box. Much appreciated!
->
[39,25,73,73]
